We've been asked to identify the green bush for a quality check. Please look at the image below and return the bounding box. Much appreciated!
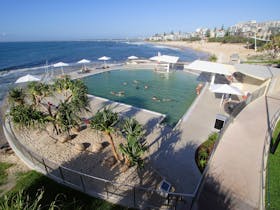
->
[208,36,248,43]
[209,54,217,62]
[196,133,218,172]
[184,37,201,42]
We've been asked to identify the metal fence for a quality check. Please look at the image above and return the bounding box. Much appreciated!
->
[3,117,194,210]
[261,105,280,209]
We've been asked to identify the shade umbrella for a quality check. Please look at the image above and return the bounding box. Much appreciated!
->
[77,59,90,64]
[15,74,40,84]
[77,59,91,71]
[98,56,111,68]
[53,62,69,67]
[210,84,243,106]
[128,56,138,60]
[53,62,69,75]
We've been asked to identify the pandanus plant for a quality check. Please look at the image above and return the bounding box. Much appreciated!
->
[90,107,120,162]
[9,104,50,129]
[119,135,146,168]
[55,101,79,139]
[8,88,25,105]
[119,118,146,168]
[27,82,51,106]
[8,77,90,142]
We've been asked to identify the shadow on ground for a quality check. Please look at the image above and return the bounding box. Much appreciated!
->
[192,174,234,210]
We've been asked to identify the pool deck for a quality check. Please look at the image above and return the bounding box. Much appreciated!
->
[145,82,227,193]
[86,94,166,127]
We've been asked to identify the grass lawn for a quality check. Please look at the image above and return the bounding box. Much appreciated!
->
[1,170,130,210]
[266,120,280,210]
[0,162,13,186]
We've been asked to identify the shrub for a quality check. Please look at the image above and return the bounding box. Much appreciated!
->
[196,132,219,172]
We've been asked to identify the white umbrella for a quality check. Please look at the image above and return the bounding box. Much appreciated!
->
[77,59,90,71]
[53,62,69,67]
[128,56,138,60]
[210,84,243,95]
[210,84,243,107]
[77,59,90,64]
[53,62,69,75]
[98,56,111,68]
[15,74,40,84]
[98,56,111,61]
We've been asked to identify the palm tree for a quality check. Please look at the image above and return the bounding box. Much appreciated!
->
[119,135,146,168]
[9,104,49,129]
[122,118,144,140]
[120,118,146,168]
[90,107,120,161]
[27,82,51,106]
[69,79,89,112]
[8,88,25,105]
[55,101,79,139]
[53,76,73,98]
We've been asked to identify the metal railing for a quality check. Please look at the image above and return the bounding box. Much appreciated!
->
[3,117,194,210]
[261,105,280,210]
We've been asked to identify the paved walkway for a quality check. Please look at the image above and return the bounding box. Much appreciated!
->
[194,94,280,210]
[146,83,228,193]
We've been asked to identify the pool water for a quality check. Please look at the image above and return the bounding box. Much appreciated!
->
[83,69,198,126]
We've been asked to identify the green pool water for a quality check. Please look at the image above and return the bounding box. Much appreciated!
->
[83,69,198,126]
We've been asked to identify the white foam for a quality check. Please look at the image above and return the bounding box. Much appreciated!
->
[153,45,180,51]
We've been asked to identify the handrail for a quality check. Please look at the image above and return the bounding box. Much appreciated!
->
[260,104,280,210]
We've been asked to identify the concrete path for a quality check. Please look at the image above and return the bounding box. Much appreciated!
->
[194,95,280,210]
[146,83,228,193]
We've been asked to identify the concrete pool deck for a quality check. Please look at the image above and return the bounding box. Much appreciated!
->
[145,82,228,193]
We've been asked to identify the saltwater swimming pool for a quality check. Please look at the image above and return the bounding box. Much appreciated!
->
[83,69,198,125]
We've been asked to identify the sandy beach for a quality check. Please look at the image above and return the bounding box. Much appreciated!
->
[153,41,259,64]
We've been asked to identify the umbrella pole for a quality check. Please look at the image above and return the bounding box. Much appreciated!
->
[220,93,224,107]
[61,67,65,76]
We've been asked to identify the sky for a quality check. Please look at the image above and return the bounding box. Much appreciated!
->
[0,0,280,41]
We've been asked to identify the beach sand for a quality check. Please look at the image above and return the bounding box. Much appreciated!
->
[153,41,259,64]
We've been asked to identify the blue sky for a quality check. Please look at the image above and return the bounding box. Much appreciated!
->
[0,0,279,41]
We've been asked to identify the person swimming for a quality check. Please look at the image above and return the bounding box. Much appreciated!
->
[152,96,161,102]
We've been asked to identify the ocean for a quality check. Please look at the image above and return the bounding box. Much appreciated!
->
[0,41,208,102]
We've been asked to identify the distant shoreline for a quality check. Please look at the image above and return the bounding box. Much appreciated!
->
[147,40,259,63]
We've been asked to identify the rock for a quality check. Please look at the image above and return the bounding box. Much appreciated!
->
[58,134,71,143]
[89,143,102,153]
[71,126,80,134]
[75,143,86,151]
[102,156,117,167]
